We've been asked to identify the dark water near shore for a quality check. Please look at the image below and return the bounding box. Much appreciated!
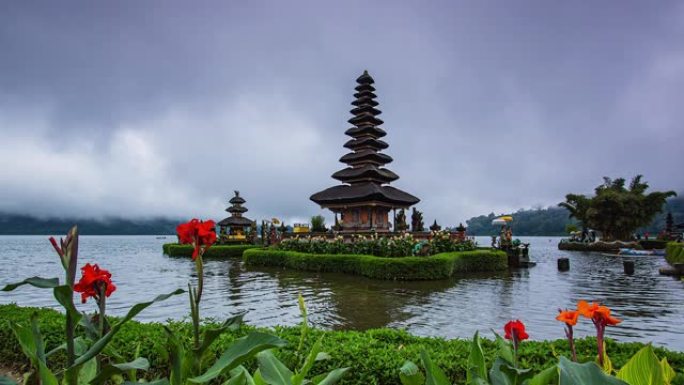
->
[1,235,683,350]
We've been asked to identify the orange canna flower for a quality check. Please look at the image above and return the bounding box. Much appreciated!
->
[556,309,579,326]
[594,306,622,326]
[577,300,600,318]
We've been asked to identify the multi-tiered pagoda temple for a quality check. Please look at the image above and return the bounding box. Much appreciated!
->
[310,71,419,232]
[218,191,253,240]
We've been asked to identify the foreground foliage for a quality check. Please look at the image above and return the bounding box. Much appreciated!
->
[666,242,684,266]
[242,248,507,280]
[163,243,260,258]
[1,305,683,385]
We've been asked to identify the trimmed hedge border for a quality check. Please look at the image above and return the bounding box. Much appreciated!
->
[0,305,682,385]
[163,243,260,258]
[242,248,507,280]
[666,242,684,266]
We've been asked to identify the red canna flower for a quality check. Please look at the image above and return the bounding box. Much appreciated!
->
[504,319,529,342]
[74,263,116,304]
[176,219,217,259]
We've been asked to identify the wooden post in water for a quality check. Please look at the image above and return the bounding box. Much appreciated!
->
[557,257,570,271]
[623,260,635,275]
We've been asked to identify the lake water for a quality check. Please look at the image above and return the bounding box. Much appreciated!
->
[1,235,683,350]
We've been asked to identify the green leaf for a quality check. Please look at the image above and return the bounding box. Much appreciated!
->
[313,368,349,385]
[559,356,628,385]
[661,358,675,385]
[190,332,288,384]
[616,345,664,385]
[224,371,247,385]
[72,289,185,368]
[196,313,245,358]
[2,277,59,291]
[399,361,424,385]
[164,326,185,385]
[525,365,557,385]
[229,366,257,385]
[53,285,83,326]
[493,332,514,364]
[46,337,88,358]
[489,358,513,385]
[90,358,150,385]
[420,350,451,385]
[77,358,97,385]
[292,336,323,385]
[8,319,58,385]
[467,331,487,384]
[257,350,293,385]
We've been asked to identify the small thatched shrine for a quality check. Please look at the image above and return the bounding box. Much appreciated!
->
[218,191,254,241]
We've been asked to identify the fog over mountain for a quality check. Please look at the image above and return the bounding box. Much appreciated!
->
[1,1,683,226]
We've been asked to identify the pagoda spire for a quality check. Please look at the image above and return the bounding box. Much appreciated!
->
[332,71,399,185]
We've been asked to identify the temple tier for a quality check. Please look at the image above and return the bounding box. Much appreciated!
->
[310,70,419,232]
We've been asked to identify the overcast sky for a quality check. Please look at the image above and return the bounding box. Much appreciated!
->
[1,1,682,226]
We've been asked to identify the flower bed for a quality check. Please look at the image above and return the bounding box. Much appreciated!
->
[0,305,682,385]
[242,248,507,280]
[163,243,260,258]
[666,242,684,266]
[279,231,476,257]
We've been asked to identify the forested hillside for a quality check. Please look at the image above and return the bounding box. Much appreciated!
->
[466,195,683,236]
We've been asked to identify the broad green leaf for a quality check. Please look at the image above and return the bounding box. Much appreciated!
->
[77,358,97,385]
[314,368,349,385]
[2,277,59,291]
[46,337,88,357]
[399,361,424,385]
[489,358,513,385]
[190,333,288,384]
[467,331,487,383]
[90,358,150,385]
[558,356,627,385]
[0,376,18,385]
[164,326,185,385]
[525,365,557,385]
[601,342,613,374]
[230,366,257,385]
[72,289,185,368]
[420,350,451,385]
[257,350,293,385]
[661,358,675,385]
[9,320,58,385]
[253,370,267,385]
[616,345,664,385]
[292,336,323,385]
[53,285,83,326]
[493,332,514,364]
[196,313,245,358]
[224,371,247,385]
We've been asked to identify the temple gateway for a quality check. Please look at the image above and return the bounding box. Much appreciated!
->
[310,71,419,232]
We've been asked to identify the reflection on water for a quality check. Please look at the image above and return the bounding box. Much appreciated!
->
[1,235,683,350]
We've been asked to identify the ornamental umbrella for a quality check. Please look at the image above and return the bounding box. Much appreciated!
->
[492,218,508,226]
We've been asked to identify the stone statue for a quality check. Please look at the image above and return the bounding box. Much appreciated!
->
[411,208,424,232]
[395,209,408,232]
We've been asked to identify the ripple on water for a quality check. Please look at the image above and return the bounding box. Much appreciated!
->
[0,235,683,350]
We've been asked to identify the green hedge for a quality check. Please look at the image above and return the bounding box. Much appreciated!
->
[0,305,682,385]
[163,243,261,258]
[242,249,507,280]
[639,239,669,250]
[666,242,684,266]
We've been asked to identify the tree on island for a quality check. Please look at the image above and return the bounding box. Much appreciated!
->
[559,175,676,241]
[311,215,327,232]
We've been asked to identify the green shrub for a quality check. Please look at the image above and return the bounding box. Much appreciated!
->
[242,249,507,280]
[278,231,476,258]
[666,242,684,266]
[163,243,260,258]
[1,305,682,385]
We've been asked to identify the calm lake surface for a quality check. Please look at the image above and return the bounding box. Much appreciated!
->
[1,235,683,350]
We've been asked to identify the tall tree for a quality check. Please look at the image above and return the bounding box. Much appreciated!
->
[559,175,676,240]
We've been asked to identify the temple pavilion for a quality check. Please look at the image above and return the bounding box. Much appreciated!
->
[218,191,254,241]
[310,71,419,232]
